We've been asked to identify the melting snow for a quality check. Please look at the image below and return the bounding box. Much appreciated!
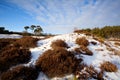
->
[0,34,22,38]
[27,33,120,80]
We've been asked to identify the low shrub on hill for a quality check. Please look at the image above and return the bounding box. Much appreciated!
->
[1,65,39,80]
[51,39,68,48]
[114,42,120,46]
[76,37,89,46]
[74,46,93,56]
[0,39,16,52]
[13,36,38,48]
[35,47,82,78]
[100,61,118,72]
[0,47,31,73]
[75,65,104,80]
[93,37,104,43]
[80,45,93,55]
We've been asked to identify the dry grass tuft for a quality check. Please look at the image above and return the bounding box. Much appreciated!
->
[93,37,104,43]
[13,36,38,48]
[75,65,104,80]
[51,39,68,48]
[35,47,81,78]
[74,30,92,36]
[80,45,93,55]
[100,61,118,72]
[1,65,39,80]
[76,37,89,46]
[114,42,120,46]
[0,47,31,73]
[74,46,93,56]
[0,39,17,52]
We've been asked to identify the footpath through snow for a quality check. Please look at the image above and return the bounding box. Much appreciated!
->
[28,33,120,80]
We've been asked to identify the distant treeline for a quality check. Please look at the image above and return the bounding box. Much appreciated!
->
[0,27,54,36]
[0,27,10,34]
[0,27,30,35]
[74,26,120,39]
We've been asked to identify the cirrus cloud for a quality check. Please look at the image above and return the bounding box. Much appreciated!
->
[7,0,120,34]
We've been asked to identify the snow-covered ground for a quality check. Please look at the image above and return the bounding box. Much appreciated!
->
[0,34,22,38]
[1,33,120,80]
[28,33,120,80]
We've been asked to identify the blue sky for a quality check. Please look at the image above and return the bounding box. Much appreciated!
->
[0,0,120,34]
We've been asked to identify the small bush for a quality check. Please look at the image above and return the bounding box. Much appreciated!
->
[75,65,104,80]
[114,42,120,46]
[0,39,16,52]
[35,47,81,78]
[13,36,38,48]
[51,39,68,48]
[80,45,93,55]
[74,30,91,36]
[76,37,89,46]
[93,37,104,43]
[74,47,82,54]
[74,46,93,56]
[1,65,39,80]
[100,61,118,72]
[0,47,31,72]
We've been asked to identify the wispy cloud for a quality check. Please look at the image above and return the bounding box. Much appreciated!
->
[7,0,120,34]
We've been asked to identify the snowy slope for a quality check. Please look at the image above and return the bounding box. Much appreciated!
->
[0,34,22,38]
[29,33,120,80]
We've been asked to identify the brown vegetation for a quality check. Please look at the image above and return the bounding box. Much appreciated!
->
[74,46,93,56]
[13,36,38,48]
[35,47,82,78]
[93,37,104,43]
[114,42,120,46]
[100,61,118,72]
[1,65,39,80]
[74,30,92,36]
[75,65,104,80]
[76,37,89,46]
[0,47,31,73]
[51,39,68,48]
[0,39,16,52]
[0,36,39,74]
[80,45,93,55]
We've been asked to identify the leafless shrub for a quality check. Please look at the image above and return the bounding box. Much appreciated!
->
[93,37,104,43]
[0,39,16,52]
[76,37,89,46]
[100,61,118,72]
[51,39,68,48]
[114,42,120,46]
[35,47,82,78]
[1,65,39,80]
[75,65,104,80]
[80,45,93,55]
[13,36,38,48]
[74,30,92,36]
[0,47,31,73]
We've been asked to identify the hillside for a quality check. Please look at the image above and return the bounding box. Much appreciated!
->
[0,33,120,80]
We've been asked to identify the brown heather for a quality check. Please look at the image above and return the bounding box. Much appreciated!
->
[51,39,68,48]
[35,47,82,78]
[114,42,120,46]
[76,37,89,46]
[100,61,118,72]
[1,65,39,80]
[0,47,31,73]
[13,36,38,48]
